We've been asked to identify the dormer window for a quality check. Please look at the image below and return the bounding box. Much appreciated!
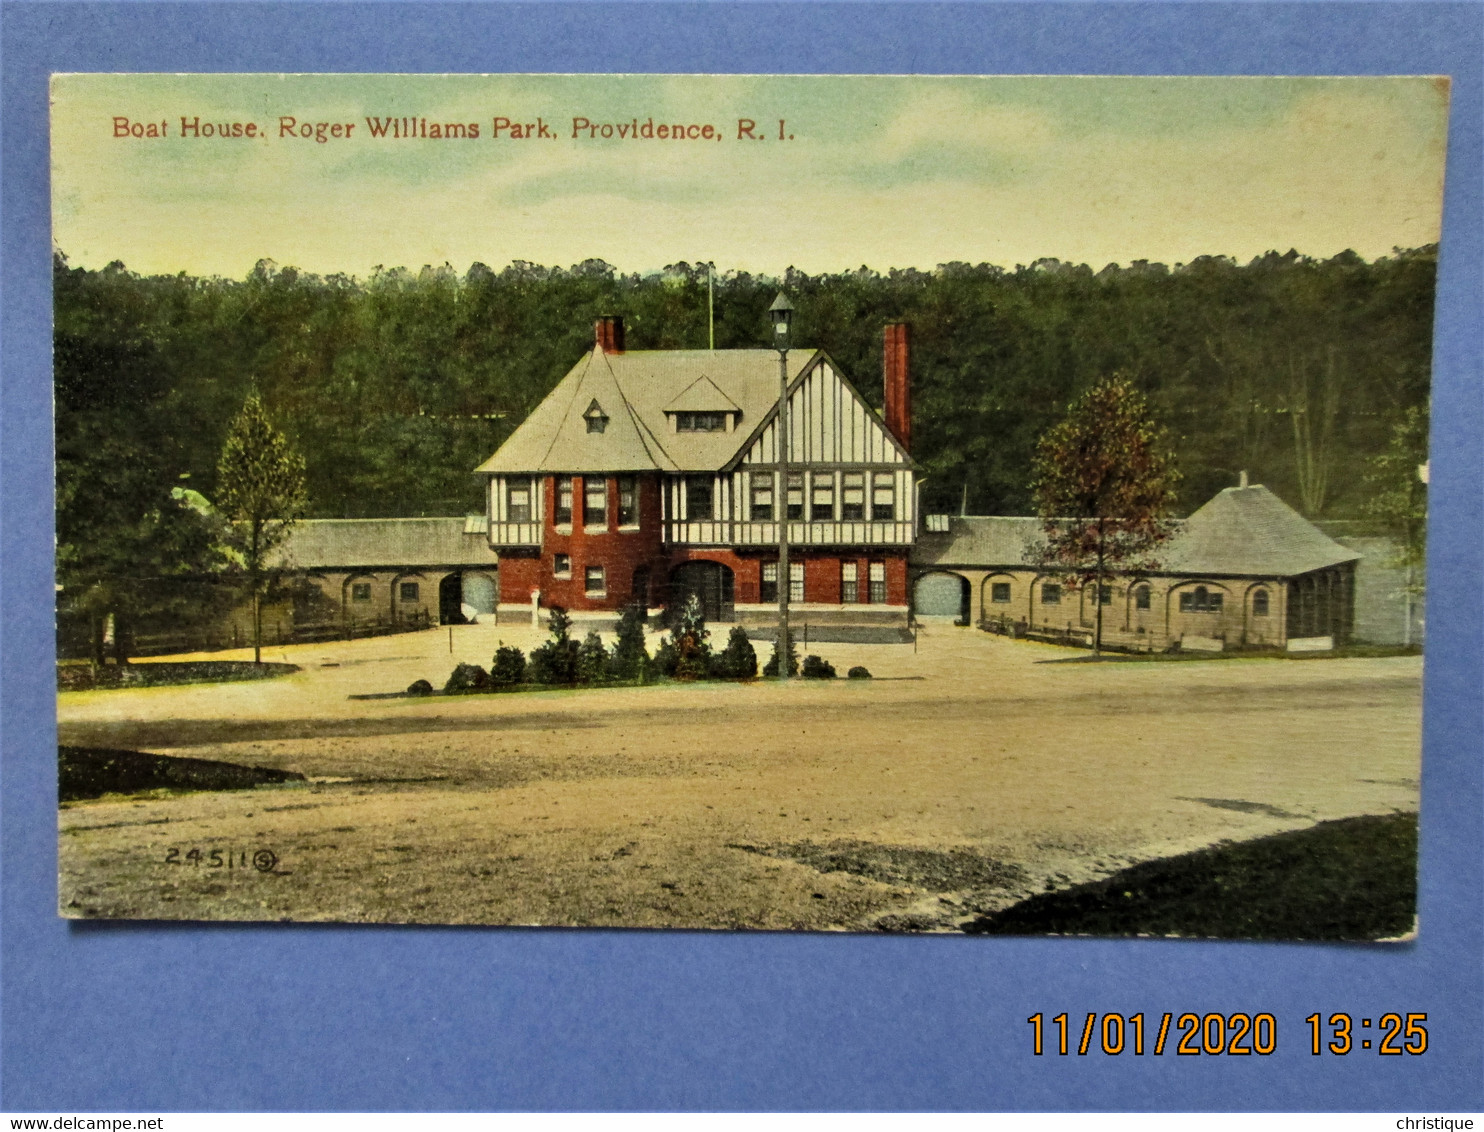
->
[675,411,728,433]
[664,375,740,433]
[583,400,609,434]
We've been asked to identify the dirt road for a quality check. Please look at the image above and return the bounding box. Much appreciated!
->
[56,624,1422,930]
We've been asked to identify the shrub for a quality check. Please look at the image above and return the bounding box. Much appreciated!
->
[652,636,680,678]
[762,635,799,677]
[609,603,649,679]
[443,662,490,694]
[847,666,872,679]
[577,631,609,684]
[667,594,711,680]
[406,678,434,696]
[712,624,758,679]
[490,642,526,686]
[528,605,580,685]
[801,654,836,679]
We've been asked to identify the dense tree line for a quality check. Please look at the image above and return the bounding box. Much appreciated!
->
[53,246,1435,526]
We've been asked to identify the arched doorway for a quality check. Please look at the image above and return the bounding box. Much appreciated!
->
[439,573,466,624]
[668,561,735,622]
[439,572,498,624]
[914,572,970,623]
[463,572,497,618]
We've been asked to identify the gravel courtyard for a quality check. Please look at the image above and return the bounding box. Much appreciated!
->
[56,623,1422,931]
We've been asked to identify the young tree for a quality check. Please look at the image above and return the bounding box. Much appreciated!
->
[712,624,758,679]
[215,393,308,662]
[576,631,610,684]
[608,603,650,679]
[528,606,580,684]
[761,634,799,677]
[1030,375,1180,655]
[1364,405,1429,645]
[667,594,712,680]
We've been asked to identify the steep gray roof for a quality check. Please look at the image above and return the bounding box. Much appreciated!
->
[1161,485,1360,576]
[912,486,1358,579]
[269,518,500,571]
[475,346,818,475]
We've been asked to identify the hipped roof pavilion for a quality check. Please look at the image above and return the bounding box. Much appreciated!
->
[914,485,1361,579]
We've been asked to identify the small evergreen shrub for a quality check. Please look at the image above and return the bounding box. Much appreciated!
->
[609,603,650,679]
[712,624,758,679]
[443,662,490,694]
[577,631,609,684]
[847,666,872,679]
[762,635,799,677]
[801,654,837,679]
[652,636,681,677]
[528,606,580,684]
[406,678,434,696]
[490,642,526,686]
[668,595,712,680]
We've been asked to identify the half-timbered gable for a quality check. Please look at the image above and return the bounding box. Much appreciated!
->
[663,353,915,548]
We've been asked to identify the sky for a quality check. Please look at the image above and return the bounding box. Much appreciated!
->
[50,73,1451,279]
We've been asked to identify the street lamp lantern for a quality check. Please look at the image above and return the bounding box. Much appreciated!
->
[769,291,795,350]
[769,291,795,680]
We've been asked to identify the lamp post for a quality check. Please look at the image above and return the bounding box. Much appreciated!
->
[769,292,795,679]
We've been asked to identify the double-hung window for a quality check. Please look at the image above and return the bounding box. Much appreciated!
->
[841,562,859,603]
[789,562,805,603]
[810,475,835,521]
[750,474,774,521]
[872,473,896,521]
[786,472,804,520]
[506,479,532,523]
[584,478,607,528]
[617,476,639,526]
[555,476,574,525]
[685,475,714,521]
[585,565,606,595]
[761,562,778,603]
[841,472,866,520]
[868,562,886,604]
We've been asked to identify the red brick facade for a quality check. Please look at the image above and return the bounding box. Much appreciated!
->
[496,475,910,616]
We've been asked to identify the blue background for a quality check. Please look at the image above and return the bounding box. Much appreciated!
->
[3,2,1480,1112]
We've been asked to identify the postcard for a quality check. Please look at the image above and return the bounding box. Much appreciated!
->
[51,73,1446,937]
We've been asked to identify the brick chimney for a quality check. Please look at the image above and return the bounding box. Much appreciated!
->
[883,322,911,452]
[594,315,625,354]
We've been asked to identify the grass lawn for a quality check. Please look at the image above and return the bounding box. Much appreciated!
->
[963,813,1417,940]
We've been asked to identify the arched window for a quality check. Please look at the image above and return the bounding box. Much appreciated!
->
[1252,588,1270,617]
[1178,586,1223,613]
[1133,584,1151,611]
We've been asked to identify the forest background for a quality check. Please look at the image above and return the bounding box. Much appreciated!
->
[54,245,1436,530]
